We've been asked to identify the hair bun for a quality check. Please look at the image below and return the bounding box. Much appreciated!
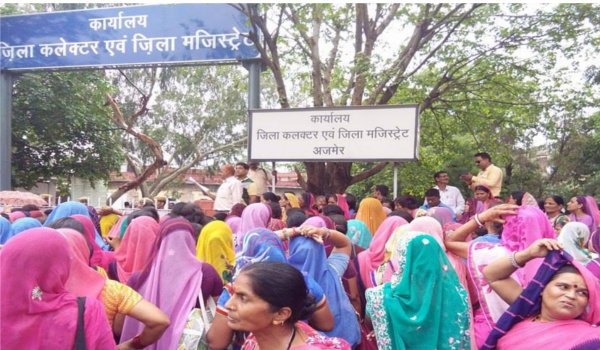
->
[298,293,317,321]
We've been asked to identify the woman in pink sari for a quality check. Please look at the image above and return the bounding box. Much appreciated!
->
[72,214,115,271]
[235,203,272,252]
[112,216,160,283]
[0,228,116,349]
[482,239,600,349]
[228,261,351,350]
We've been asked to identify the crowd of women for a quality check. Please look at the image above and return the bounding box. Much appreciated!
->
[2,188,600,349]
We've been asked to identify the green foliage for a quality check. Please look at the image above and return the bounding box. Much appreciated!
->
[11,72,123,189]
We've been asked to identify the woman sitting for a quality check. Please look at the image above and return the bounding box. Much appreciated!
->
[226,261,351,350]
[482,239,600,349]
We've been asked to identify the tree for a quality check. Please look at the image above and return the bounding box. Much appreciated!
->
[105,64,249,203]
[11,71,123,189]
[236,3,599,196]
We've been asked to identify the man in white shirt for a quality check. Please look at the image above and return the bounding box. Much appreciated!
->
[429,171,465,215]
[213,164,243,212]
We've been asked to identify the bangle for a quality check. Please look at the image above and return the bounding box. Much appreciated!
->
[130,334,145,349]
[509,251,525,269]
[474,213,484,227]
[282,229,290,241]
[324,228,331,240]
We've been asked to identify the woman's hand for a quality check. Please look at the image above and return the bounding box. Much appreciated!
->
[523,238,563,259]
[106,236,121,250]
[298,225,326,243]
[478,203,519,224]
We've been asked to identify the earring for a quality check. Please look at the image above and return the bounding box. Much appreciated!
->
[272,320,283,326]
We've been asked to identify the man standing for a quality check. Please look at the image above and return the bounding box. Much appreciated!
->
[213,164,243,213]
[372,184,390,202]
[430,171,465,216]
[155,196,166,210]
[235,162,259,204]
[460,152,503,197]
[248,161,273,196]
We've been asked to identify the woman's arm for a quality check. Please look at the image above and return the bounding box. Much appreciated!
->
[307,299,334,332]
[206,313,233,350]
[117,300,170,350]
[483,239,563,305]
[300,226,352,256]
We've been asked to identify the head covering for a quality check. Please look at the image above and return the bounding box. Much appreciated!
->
[99,213,120,237]
[235,203,271,251]
[44,201,89,226]
[357,216,407,289]
[0,216,10,244]
[196,220,235,282]
[366,234,471,350]
[557,222,596,265]
[284,193,300,208]
[520,192,538,207]
[87,205,102,235]
[346,219,372,249]
[113,216,160,283]
[225,216,241,235]
[121,217,205,350]
[584,195,600,229]
[267,218,285,231]
[71,214,114,271]
[228,203,246,218]
[301,192,319,216]
[234,228,287,277]
[381,224,411,284]
[482,250,600,349]
[427,206,454,226]
[0,227,115,349]
[4,217,42,244]
[336,194,351,219]
[8,211,26,222]
[288,236,361,346]
[107,215,126,238]
[57,228,105,299]
[356,197,387,236]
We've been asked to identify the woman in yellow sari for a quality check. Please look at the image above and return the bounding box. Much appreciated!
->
[196,220,235,283]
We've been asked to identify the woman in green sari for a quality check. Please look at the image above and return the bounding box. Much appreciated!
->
[365,232,471,350]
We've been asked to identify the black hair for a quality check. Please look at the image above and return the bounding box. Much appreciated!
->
[170,202,207,225]
[344,192,357,211]
[433,171,447,180]
[474,152,492,161]
[262,192,281,203]
[241,262,316,325]
[394,195,420,210]
[552,265,581,280]
[474,185,492,194]
[322,204,344,217]
[546,195,565,207]
[510,191,525,206]
[388,210,413,223]
[286,208,307,228]
[375,185,389,198]
[44,208,53,216]
[425,188,440,198]
[0,213,8,220]
[21,204,40,211]
[214,212,228,221]
[328,214,347,234]
[381,198,393,207]
[129,207,160,223]
[268,202,282,220]
[235,162,249,170]
[325,194,337,203]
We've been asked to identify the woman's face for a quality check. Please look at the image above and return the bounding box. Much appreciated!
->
[544,197,562,214]
[225,273,278,332]
[327,196,337,205]
[567,197,582,212]
[541,272,589,321]
[279,196,289,207]
[474,190,489,202]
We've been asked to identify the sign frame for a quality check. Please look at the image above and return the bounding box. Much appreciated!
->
[248,104,420,162]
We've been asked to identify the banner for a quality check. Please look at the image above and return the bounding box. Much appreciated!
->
[248,105,420,162]
[0,4,258,70]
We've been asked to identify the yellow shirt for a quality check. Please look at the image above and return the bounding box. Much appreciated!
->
[471,164,503,197]
[100,279,143,326]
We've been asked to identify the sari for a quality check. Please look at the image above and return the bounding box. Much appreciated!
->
[267,218,286,231]
[242,321,351,350]
[0,215,10,244]
[366,233,471,350]
[6,217,41,242]
[45,201,110,250]
[0,228,115,349]
[122,217,205,350]
[558,222,597,265]
[113,216,160,283]
[482,251,600,349]
[72,214,115,271]
[355,197,387,236]
[427,206,455,226]
[99,213,120,237]
[285,193,300,208]
[468,205,555,347]
[357,216,407,289]
[301,192,320,216]
[288,236,361,347]
[336,194,351,220]
[196,220,235,283]
[235,203,271,252]
[346,219,372,249]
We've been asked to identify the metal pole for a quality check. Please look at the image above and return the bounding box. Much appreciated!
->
[271,161,276,192]
[0,72,13,190]
[393,162,398,199]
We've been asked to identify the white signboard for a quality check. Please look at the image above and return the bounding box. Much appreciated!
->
[248,105,419,162]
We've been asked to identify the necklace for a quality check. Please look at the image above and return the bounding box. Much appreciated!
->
[285,326,297,350]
